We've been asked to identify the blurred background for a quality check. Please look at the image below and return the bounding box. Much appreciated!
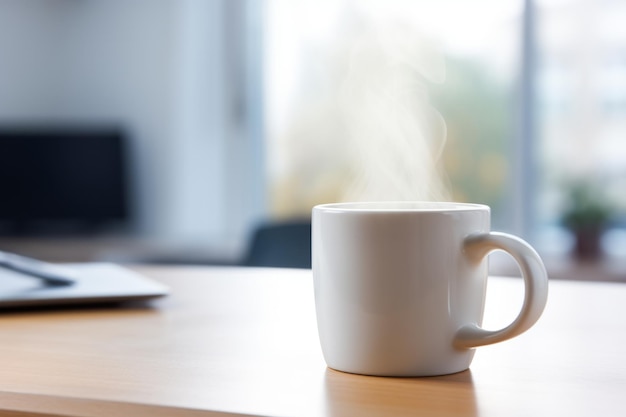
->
[0,0,625,279]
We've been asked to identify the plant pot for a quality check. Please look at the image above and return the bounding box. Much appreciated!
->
[573,227,603,260]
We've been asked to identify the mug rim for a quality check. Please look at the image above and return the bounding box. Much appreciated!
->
[313,201,490,212]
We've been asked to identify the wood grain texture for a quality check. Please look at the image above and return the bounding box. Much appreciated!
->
[1,266,625,417]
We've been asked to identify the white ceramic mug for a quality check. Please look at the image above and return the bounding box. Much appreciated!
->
[312,202,548,377]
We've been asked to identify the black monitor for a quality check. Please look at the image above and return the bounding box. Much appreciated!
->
[0,126,130,235]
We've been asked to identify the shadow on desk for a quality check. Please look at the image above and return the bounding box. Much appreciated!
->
[324,368,477,416]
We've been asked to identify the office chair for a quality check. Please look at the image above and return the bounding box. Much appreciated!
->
[242,219,312,269]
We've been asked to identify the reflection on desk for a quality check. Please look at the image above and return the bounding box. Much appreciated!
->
[0,266,625,417]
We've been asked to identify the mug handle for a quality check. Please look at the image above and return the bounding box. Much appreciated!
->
[454,232,549,349]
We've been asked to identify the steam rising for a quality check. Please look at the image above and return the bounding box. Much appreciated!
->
[271,18,451,215]
[339,23,450,202]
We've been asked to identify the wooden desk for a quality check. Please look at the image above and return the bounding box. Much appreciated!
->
[0,267,625,417]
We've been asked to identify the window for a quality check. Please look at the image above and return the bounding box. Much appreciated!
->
[263,0,626,258]
[264,0,522,232]
[535,0,626,256]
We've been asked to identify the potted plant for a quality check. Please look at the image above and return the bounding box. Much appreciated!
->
[561,181,614,260]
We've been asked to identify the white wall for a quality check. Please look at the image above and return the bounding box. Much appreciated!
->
[0,0,265,252]
[0,1,69,118]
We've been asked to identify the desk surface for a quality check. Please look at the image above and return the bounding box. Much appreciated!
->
[0,266,625,417]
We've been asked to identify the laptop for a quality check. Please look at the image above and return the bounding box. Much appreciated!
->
[0,262,169,308]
